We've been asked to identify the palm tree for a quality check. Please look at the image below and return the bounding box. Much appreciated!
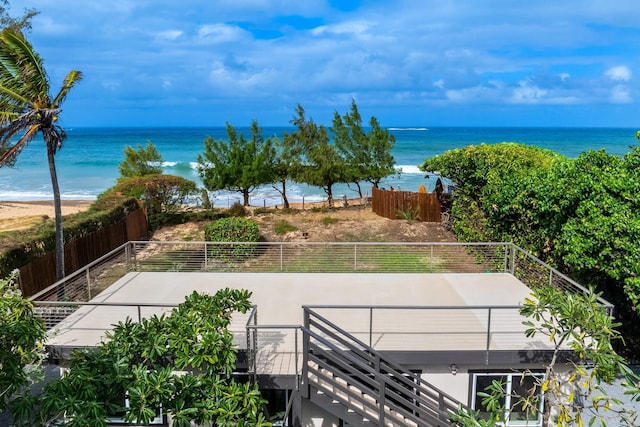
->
[0,27,82,283]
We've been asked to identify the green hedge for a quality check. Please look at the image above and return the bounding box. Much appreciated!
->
[204,217,260,259]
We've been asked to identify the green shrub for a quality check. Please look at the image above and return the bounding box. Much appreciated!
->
[98,174,200,230]
[204,217,260,259]
[322,216,338,225]
[396,205,420,224]
[252,207,270,215]
[274,220,298,235]
[226,201,248,217]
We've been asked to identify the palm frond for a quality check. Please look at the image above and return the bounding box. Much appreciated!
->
[52,70,82,107]
[0,28,49,108]
[0,123,38,166]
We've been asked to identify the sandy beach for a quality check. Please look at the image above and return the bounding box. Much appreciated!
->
[0,200,93,231]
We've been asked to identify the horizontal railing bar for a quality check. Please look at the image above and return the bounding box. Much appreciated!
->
[306,304,522,310]
[249,323,299,333]
[29,241,132,301]
[33,301,178,308]
[129,240,511,247]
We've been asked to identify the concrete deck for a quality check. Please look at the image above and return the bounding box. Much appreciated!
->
[46,272,549,374]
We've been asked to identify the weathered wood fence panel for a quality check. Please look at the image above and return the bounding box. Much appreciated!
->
[372,186,441,222]
[19,208,148,297]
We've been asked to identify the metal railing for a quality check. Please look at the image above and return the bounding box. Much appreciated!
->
[305,304,535,362]
[30,241,612,328]
[302,307,464,426]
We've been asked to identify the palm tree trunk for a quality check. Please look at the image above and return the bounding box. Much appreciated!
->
[47,143,65,287]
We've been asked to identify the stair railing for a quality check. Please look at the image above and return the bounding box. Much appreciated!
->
[302,307,465,426]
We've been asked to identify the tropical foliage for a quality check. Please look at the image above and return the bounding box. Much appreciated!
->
[0,28,82,281]
[0,271,47,421]
[453,285,639,426]
[421,142,640,357]
[35,289,270,427]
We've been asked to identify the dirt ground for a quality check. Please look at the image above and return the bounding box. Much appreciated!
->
[151,205,456,243]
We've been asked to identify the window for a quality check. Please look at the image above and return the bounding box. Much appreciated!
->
[105,394,164,425]
[471,372,544,426]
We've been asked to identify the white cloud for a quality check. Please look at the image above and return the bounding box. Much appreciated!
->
[605,65,632,82]
[197,24,250,43]
[610,84,632,103]
[156,30,183,41]
[311,20,372,37]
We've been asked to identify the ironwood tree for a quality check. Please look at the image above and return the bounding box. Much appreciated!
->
[284,104,347,207]
[198,121,276,206]
[332,99,398,197]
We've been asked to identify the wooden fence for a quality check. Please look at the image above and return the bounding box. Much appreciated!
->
[372,186,442,222]
[19,208,148,298]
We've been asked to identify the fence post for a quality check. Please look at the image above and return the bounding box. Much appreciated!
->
[204,242,208,271]
[280,243,284,272]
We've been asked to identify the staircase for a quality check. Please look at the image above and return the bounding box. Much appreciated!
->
[299,308,465,426]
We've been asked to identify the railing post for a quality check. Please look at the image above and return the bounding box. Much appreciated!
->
[376,354,386,425]
[125,243,131,272]
[295,327,300,390]
[549,269,554,287]
[369,307,374,348]
[133,242,139,272]
[301,309,311,398]
[354,243,357,272]
[253,310,258,381]
[430,244,434,272]
[485,308,492,364]
[509,243,516,275]
[204,242,208,271]
[280,243,284,272]
[86,268,91,301]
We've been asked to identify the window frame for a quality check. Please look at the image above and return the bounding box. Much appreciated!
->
[105,394,164,425]
[470,371,545,427]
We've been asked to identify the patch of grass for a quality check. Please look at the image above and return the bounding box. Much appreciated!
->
[322,216,338,225]
[274,220,299,235]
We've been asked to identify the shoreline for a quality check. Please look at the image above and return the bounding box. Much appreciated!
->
[0,200,93,221]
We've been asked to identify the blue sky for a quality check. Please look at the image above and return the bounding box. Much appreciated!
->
[11,0,640,127]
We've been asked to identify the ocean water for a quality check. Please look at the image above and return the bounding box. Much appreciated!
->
[0,127,636,207]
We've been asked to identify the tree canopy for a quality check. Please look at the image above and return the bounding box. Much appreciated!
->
[118,141,164,178]
[198,121,276,206]
[284,104,347,206]
[421,142,640,357]
[35,289,270,427]
[332,99,397,196]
